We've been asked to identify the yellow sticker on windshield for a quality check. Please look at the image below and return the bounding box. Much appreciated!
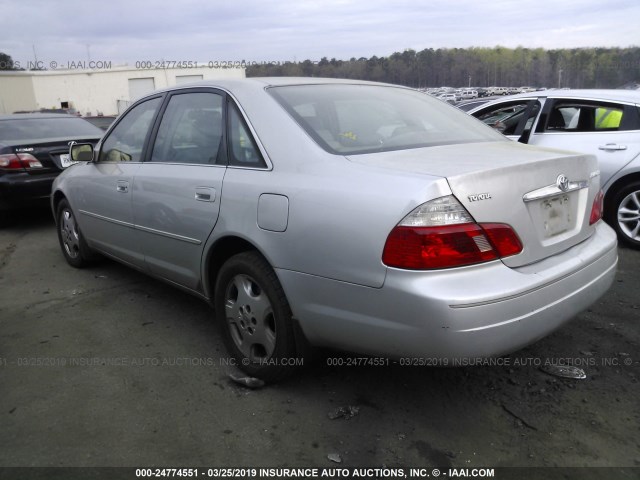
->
[339,131,357,141]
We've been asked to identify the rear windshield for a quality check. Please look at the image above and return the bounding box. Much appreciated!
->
[0,116,103,142]
[268,84,505,155]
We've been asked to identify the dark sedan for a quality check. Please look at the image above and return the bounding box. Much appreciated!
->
[0,114,103,222]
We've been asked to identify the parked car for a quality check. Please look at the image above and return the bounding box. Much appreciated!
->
[476,88,488,98]
[14,108,81,116]
[53,78,617,380]
[486,86,509,96]
[0,114,103,222]
[438,93,458,103]
[468,89,640,248]
[456,99,491,112]
[459,89,478,100]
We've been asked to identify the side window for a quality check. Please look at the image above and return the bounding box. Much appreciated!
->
[228,101,266,168]
[474,101,532,135]
[545,101,629,132]
[595,106,623,130]
[151,92,224,164]
[99,98,161,162]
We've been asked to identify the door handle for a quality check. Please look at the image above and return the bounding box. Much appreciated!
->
[195,187,216,202]
[116,180,129,193]
[598,143,627,151]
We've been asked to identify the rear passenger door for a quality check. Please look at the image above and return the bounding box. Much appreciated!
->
[528,98,640,190]
[132,89,227,290]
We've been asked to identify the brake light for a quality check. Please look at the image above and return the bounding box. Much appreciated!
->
[0,154,23,169]
[481,223,523,257]
[589,190,604,225]
[0,153,43,170]
[382,196,523,270]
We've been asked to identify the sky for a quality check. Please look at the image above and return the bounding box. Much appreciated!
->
[1,0,639,68]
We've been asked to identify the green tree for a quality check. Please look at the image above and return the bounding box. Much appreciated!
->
[246,47,640,89]
[0,52,17,70]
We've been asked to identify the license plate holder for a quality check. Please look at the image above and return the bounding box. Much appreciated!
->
[59,153,77,168]
[541,194,572,237]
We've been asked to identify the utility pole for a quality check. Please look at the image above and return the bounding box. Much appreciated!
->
[32,45,39,70]
[558,67,563,88]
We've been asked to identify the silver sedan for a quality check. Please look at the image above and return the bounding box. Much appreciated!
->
[52,78,618,380]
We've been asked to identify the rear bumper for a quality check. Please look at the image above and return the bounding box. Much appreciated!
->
[0,172,58,212]
[277,222,618,359]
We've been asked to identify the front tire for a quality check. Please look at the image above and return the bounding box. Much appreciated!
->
[605,181,640,249]
[56,199,95,267]
[214,251,299,381]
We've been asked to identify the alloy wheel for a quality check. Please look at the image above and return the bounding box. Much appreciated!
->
[60,209,80,259]
[617,190,640,242]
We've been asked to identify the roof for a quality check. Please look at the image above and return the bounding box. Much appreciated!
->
[149,76,398,96]
[494,89,640,104]
[0,113,80,121]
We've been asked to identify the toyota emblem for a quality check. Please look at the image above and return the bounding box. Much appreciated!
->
[556,174,570,192]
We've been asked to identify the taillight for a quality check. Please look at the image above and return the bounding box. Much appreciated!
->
[0,153,43,170]
[382,196,523,270]
[0,154,23,169]
[589,190,604,225]
[481,223,523,257]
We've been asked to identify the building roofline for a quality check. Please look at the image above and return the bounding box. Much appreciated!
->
[0,65,224,77]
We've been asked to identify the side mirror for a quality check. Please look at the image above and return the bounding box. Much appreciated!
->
[70,142,95,162]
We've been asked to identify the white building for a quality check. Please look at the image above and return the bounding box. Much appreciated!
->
[0,65,245,116]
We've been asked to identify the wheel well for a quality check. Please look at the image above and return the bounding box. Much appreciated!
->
[203,236,312,357]
[204,237,264,299]
[51,191,66,222]
[604,172,640,210]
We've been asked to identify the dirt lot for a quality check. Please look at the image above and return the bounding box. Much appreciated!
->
[0,210,638,479]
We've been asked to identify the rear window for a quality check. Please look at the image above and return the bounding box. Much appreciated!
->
[268,84,504,155]
[84,116,116,131]
[0,116,103,142]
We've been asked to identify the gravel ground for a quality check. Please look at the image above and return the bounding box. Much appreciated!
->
[0,210,638,480]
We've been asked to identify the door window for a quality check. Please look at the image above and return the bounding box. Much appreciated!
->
[474,101,534,135]
[99,97,161,162]
[151,92,224,164]
[544,101,639,132]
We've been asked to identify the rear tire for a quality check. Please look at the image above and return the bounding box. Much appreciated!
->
[605,181,640,249]
[214,251,300,382]
[56,199,96,267]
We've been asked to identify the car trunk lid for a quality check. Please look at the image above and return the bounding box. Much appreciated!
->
[5,136,100,173]
[348,141,601,267]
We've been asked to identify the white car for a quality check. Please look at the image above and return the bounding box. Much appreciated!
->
[469,89,640,248]
[438,93,457,103]
[486,86,509,96]
[460,89,478,100]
